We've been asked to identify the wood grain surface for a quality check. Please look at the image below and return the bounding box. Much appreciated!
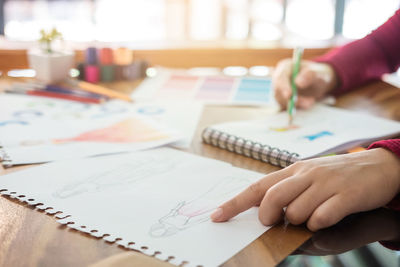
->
[0,72,399,266]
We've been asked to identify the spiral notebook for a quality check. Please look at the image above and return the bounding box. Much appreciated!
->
[0,148,268,267]
[202,105,400,167]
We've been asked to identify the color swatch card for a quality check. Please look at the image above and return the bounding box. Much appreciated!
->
[0,94,181,166]
[0,148,268,267]
[132,68,278,107]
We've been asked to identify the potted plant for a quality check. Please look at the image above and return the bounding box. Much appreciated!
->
[28,28,75,83]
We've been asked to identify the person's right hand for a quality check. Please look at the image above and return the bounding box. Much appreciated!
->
[272,59,339,110]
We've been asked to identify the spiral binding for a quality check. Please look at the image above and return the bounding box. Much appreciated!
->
[202,128,300,168]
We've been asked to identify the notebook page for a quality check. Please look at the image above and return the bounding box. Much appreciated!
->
[209,105,400,159]
[0,148,268,267]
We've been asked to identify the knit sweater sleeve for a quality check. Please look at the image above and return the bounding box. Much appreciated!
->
[315,10,400,95]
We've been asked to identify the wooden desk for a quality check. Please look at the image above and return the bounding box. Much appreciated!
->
[0,78,399,267]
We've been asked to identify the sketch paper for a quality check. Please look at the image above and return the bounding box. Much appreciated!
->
[209,104,400,159]
[0,148,269,267]
[0,94,181,165]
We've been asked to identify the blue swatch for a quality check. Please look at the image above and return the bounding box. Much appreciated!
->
[304,131,333,141]
[233,78,272,103]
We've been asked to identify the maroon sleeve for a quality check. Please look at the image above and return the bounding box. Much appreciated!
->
[369,139,400,250]
[315,9,400,95]
[368,139,400,211]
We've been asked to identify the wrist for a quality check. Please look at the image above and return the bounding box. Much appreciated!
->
[374,148,400,194]
[321,63,339,94]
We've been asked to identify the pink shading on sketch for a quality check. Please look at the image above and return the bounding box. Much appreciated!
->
[54,118,170,143]
[155,74,199,100]
[178,201,215,217]
[195,77,235,101]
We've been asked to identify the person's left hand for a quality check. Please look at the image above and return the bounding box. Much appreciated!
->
[211,148,400,231]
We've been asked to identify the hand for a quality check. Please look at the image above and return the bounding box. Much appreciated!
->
[211,148,400,232]
[273,59,338,110]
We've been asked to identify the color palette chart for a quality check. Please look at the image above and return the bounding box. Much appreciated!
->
[133,69,277,107]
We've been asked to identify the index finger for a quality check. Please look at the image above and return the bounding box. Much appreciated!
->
[211,168,291,222]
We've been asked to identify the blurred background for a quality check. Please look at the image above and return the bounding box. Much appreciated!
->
[1,0,399,48]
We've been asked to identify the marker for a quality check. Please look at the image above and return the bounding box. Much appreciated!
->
[67,79,133,102]
[11,82,107,101]
[6,87,104,104]
[288,47,303,125]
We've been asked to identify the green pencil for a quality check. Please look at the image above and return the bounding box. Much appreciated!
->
[288,47,303,125]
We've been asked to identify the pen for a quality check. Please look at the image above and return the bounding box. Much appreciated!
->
[288,47,303,125]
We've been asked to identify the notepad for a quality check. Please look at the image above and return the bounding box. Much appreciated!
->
[202,105,400,167]
[0,148,268,267]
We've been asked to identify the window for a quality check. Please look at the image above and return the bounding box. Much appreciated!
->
[2,0,400,45]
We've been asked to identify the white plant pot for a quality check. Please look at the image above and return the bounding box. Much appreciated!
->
[28,50,75,83]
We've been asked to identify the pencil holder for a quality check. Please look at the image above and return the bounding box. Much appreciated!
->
[114,48,133,65]
[99,48,113,65]
[85,47,98,65]
[85,65,100,83]
[123,62,141,80]
[139,60,149,77]
[114,65,125,80]
[100,65,115,82]
[77,63,85,80]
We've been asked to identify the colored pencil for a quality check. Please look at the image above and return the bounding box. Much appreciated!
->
[67,79,133,102]
[288,47,303,125]
[6,88,104,104]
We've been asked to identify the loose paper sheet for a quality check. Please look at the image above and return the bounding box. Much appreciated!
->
[0,148,268,267]
[210,104,400,159]
[129,101,203,148]
[0,94,182,165]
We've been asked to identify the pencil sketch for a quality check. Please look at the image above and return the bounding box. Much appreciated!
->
[0,120,28,127]
[137,106,165,116]
[91,104,128,119]
[149,176,250,238]
[13,110,43,119]
[53,157,178,199]
[303,130,333,141]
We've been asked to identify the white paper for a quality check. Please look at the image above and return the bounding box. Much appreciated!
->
[129,101,203,149]
[0,94,181,165]
[210,104,400,159]
[382,72,400,88]
[0,148,269,267]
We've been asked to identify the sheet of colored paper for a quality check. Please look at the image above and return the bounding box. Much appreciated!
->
[132,68,278,107]
[0,148,269,267]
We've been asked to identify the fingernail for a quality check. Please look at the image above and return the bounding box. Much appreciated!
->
[211,208,223,221]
